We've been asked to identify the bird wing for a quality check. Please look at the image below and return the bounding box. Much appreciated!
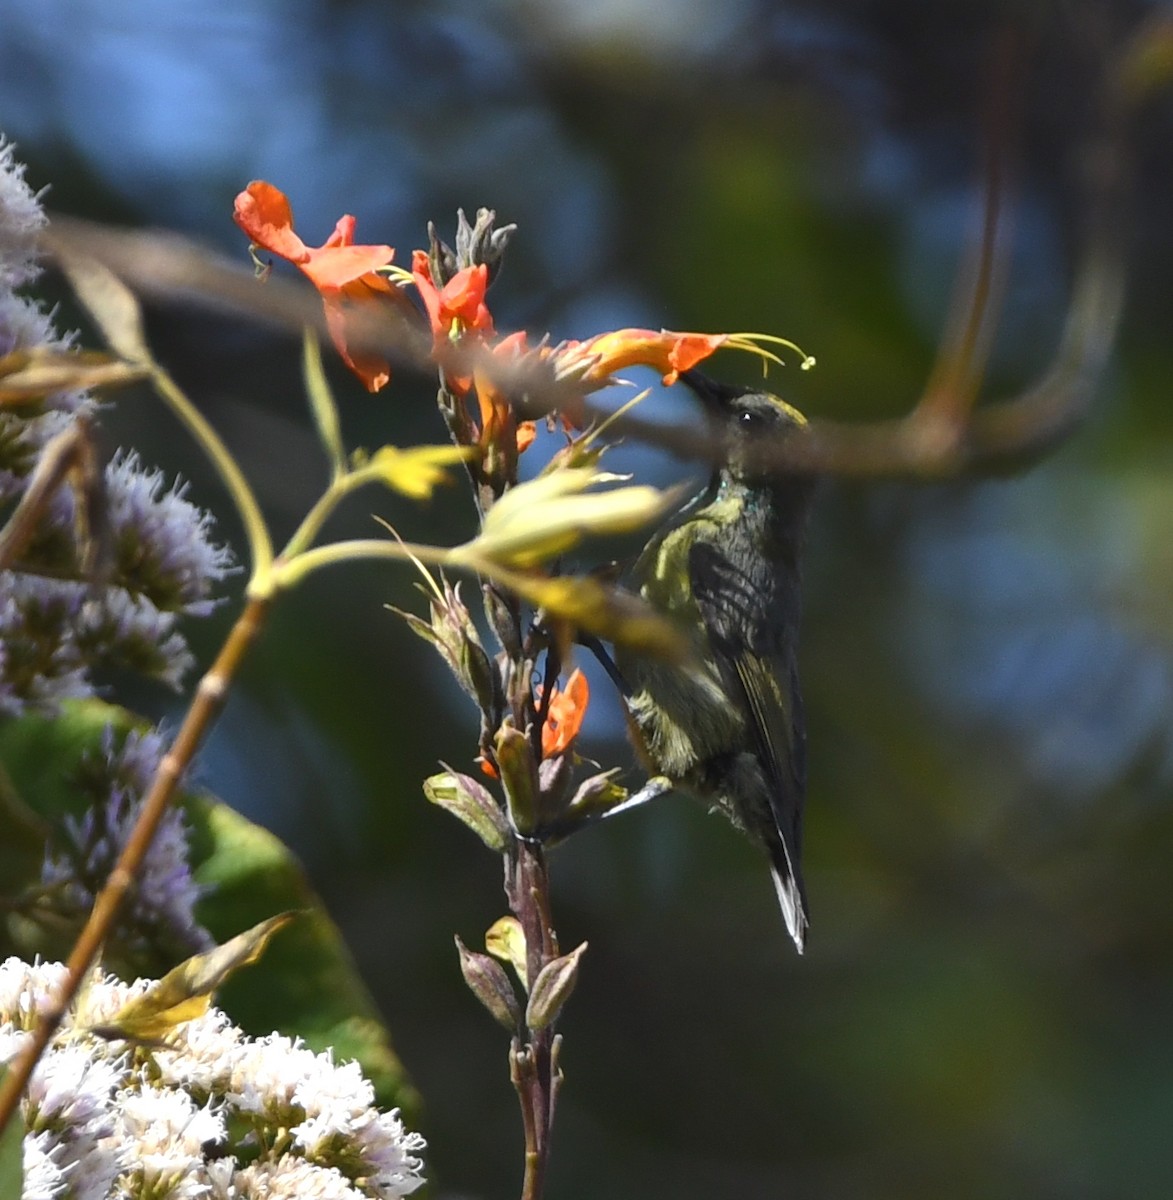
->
[688,540,809,944]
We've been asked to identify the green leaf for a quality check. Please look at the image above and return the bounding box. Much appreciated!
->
[453,468,684,571]
[423,770,509,852]
[363,443,473,499]
[488,568,687,661]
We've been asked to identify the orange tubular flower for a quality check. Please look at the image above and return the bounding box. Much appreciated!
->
[474,330,536,455]
[556,328,726,387]
[411,251,494,339]
[541,668,589,760]
[478,667,589,779]
[233,181,397,392]
[411,251,495,394]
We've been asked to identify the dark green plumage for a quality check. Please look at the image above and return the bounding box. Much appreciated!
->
[618,373,815,951]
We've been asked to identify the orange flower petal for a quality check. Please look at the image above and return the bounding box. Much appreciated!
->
[411,250,443,334]
[541,668,589,759]
[234,181,395,392]
[474,375,505,440]
[324,214,358,248]
[557,328,727,386]
[233,181,311,263]
[439,265,494,336]
[663,333,726,384]
[323,297,390,393]
[515,421,537,454]
[302,244,397,292]
[413,253,495,342]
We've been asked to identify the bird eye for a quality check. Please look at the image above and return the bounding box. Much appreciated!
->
[739,409,761,429]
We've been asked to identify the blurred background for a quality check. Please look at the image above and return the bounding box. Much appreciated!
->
[4,0,1173,1196]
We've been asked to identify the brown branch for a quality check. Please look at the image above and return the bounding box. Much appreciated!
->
[40,44,1129,488]
[917,26,1022,430]
[0,416,103,574]
[557,36,1129,482]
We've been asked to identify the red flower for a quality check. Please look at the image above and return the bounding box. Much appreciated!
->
[411,251,495,394]
[541,669,589,759]
[411,251,494,339]
[233,181,397,392]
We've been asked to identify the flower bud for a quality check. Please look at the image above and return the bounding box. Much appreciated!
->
[455,935,522,1031]
[495,722,540,836]
[483,583,521,658]
[525,942,587,1031]
[564,768,628,822]
[423,770,509,852]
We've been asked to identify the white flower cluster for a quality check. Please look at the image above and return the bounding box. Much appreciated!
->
[0,958,426,1200]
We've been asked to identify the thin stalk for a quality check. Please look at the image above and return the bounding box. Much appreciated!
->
[0,593,273,1136]
[267,537,456,592]
[150,365,274,583]
[506,838,560,1200]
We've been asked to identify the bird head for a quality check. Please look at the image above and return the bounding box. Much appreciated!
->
[679,369,808,486]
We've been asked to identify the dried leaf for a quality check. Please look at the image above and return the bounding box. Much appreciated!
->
[90,912,296,1040]
[0,347,147,405]
[49,238,151,365]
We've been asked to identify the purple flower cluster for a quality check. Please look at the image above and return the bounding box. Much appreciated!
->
[40,725,213,958]
[0,139,233,713]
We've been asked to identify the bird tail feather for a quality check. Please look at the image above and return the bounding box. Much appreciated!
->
[770,861,809,955]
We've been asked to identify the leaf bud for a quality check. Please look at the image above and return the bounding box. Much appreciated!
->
[423,770,509,853]
[525,942,587,1031]
[455,935,521,1031]
[483,583,522,658]
[495,721,540,836]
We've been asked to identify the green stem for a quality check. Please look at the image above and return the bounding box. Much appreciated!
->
[266,537,458,594]
[150,365,274,583]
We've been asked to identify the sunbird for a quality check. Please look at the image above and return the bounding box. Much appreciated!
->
[616,371,816,952]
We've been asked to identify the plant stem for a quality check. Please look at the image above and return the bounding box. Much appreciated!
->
[0,593,273,1136]
[506,837,560,1200]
